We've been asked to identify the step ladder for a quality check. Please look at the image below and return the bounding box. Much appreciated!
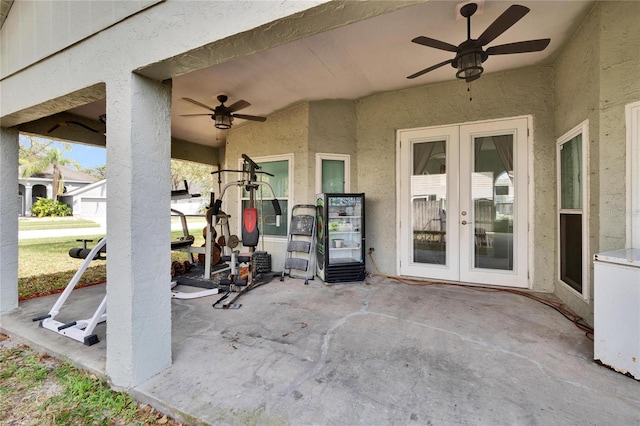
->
[281,204,317,284]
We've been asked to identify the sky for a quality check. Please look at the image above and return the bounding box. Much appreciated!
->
[20,135,106,169]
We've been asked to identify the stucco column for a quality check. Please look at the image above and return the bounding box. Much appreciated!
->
[25,183,33,215]
[0,128,19,313]
[105,74,172,387]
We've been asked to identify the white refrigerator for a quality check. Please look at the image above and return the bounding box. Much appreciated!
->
[593,248,640,380]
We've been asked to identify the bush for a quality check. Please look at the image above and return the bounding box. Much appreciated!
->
[31,198,72,217]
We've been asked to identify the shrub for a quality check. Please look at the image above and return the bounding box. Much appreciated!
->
[31,198,72,217]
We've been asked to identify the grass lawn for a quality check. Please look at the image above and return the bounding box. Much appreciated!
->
[8,223,209,425]
[0,334,182,425]
[18,230,205,300]
[19,218,101,231]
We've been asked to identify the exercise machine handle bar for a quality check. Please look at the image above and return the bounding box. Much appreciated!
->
[211,180,281,227]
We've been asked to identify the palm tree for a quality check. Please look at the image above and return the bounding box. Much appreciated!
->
[21,146,81,201]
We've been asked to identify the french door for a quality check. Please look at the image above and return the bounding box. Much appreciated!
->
[398,117,529,287]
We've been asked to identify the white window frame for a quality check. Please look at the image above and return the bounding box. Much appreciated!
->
[315,153,350,195]
[238,153,293,241]
[556,119,589,300]
[626,101,640,248]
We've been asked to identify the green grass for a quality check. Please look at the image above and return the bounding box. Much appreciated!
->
[9,222,208,424]
[0,337,180,425]
[19,218,101,231]
[18,229,206,300]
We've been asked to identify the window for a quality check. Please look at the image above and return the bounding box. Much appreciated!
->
[239,154,292,237]
[315,153,350,195]
[557,120,589,298]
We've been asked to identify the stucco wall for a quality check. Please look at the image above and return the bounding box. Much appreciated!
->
[598,1,640,250]
[553,1,640,325]
[308,100,357,197]
[553,2,600,322]
[223,100,357,272]
[0,0,161,78]
[224,103,310,269]
[0,0,329,123]
[356,66,556,292]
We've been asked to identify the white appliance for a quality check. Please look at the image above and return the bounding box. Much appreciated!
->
[593,248,640,380]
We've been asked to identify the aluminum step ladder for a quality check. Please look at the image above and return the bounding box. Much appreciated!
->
[281,204,317,284]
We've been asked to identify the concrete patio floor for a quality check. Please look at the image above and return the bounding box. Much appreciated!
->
[1,275,639,425]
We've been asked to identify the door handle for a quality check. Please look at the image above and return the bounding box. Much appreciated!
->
[461,220,468,225]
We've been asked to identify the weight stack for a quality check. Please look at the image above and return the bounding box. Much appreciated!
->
[253,251,272,273]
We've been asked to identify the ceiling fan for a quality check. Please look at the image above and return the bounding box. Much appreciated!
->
[48,114,106,135]
[181,95,266,130]
[407,3,550,82]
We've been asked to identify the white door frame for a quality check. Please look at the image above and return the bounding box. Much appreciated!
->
[397,125,460,281]
[315,153,350,195]
[627,101,640,248]
[397,116,531,288]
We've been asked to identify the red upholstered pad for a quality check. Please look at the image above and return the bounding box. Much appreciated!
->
[242,208,259,247]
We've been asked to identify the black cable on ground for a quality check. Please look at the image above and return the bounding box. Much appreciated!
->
[367,252,594,340]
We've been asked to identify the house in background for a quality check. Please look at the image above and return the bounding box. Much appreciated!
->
[58,177,204,222]
[1,0,638,389]
[18,164,98,216]
[60,178,106,221]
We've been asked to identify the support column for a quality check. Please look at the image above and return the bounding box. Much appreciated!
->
[25,183,33,215]
[105,74,172,387]
[0,128,19,313]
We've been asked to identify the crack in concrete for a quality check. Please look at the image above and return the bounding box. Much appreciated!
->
[276,286,373,400]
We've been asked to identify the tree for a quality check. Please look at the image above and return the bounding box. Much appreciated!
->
[20,136,81,201]
[19,136,58,165]
[81,164,106,180]
[171,159,215,205]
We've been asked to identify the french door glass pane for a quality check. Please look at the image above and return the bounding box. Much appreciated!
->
[322,159,345,193]
[560,135,582,209]
[412,141,447,265]
[472,135,514,271]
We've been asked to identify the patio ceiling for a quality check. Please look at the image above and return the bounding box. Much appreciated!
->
[68,1,594,148]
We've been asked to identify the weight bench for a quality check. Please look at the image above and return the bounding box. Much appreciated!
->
[32,238,107,346]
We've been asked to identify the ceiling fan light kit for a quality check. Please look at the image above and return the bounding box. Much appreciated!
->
[407,3,550,84]
[454,45,486,82]
[214,113,232,129]
[181,94,266,131]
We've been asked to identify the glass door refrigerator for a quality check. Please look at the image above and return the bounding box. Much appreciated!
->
[316,193,365,283]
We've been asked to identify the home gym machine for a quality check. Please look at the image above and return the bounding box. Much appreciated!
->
[30,182,229,346]
[170,180,235,299]
[209,154,282,309]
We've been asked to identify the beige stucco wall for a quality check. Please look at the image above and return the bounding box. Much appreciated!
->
[357,66,556,292]
[227,102,310,204]
[308,100,358,196]
[553,2,600,322]
[598,1,640,250]
[224,102,310,269]
[553,1,640,325]
[224,99,357,270]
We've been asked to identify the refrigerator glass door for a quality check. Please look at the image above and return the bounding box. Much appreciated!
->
[327,195,363,265]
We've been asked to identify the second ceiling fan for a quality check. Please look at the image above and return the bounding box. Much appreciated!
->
[181,95,266,130]
[407,3,550,82]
